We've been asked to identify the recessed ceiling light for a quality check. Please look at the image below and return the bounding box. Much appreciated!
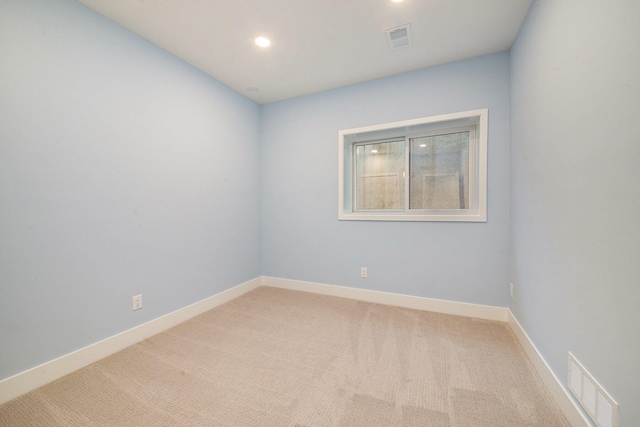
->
[419,144,427,147]
[255,37,271,47]
[371,149,378,153]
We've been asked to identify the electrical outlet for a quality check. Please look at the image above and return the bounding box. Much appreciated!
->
[132,294,142,311]
[509,283,514,298]
[360,267,368,278]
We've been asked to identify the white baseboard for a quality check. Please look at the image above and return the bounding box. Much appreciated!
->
[0,274,585,427]
[507,310,591,427]
[264,277,588,425]
[0,277,261,405]
[262,276,508,322]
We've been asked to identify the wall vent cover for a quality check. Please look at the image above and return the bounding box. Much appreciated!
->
[568,352,618,427]
[385,24,412,50]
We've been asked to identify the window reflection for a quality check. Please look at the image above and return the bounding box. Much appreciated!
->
[355,140,405,210]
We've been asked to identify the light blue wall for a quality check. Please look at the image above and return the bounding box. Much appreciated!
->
[510,0,640,424]
[10,2,636,422]
[261,52,511,307]
[0,0,261,380]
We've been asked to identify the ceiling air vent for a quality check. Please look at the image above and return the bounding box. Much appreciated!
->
[385,24,412,50]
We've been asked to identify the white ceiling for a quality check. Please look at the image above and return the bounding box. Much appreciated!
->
[76,0,533,104]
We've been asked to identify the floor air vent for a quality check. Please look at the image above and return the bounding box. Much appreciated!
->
[568,352,618,427]
[385,24,412,50]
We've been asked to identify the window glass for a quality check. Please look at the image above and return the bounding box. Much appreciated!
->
[409,131,469,210]
[355,140,405,210]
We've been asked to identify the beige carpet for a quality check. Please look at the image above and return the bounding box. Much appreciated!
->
[0,287,569,426]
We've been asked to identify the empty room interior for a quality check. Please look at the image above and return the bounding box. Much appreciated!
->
[1,0,638,425]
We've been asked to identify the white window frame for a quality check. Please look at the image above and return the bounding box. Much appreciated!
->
[338,109,488,222]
